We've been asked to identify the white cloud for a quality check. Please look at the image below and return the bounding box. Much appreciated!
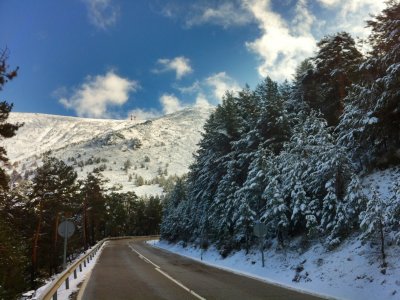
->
[82,0,119,30]
[317,0,341,6]
[205,72,241,102]
[176,80,201,94]
[164,0,385,82]
[186,2,253,28]
[160,93,184,114]
[160,1,253,28]
[194,93,213,109]
[244,0,316,81]
[154,56,193,79]
[127,91,212,120]
[317,0,386,38]
[59,71,138,118]
[292,0,316,36]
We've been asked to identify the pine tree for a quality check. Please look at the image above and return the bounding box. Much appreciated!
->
[80,172,107,248]
[106,192,129,236]
[338,1,400,168]
[255,77,291,154]
[312,32,363,126]
[160,178,188,241]
[262,175,289,247]
[387,181,400,243]
[144,196,162,235]
[210,159,241,251]
[233,148,268,252]
[30,156,78,282]
[327,176,366,247]
[359,188,387,264]
[0,189,31,298]
[0,49,23,189]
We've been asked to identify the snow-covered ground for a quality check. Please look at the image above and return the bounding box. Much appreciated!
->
[6,107,212,196]
[147,166,400,300]
[150,237,400,300]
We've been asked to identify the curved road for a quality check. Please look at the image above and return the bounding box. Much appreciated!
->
[80,237,325,300]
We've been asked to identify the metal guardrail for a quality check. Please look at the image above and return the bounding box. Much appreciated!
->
[38,240,105,300]
[38,235,160,300]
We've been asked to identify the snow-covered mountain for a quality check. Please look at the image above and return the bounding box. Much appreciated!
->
[5,107,213,196]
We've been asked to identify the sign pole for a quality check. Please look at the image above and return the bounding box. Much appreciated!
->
[58,219,75,270]
[260,237,265,267]
[253,221,267,268]
[63,219,68,269]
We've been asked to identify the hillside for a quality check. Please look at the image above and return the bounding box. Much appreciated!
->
[5,107,213,196]
[155,166,400,300]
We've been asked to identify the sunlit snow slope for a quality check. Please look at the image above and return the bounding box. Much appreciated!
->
[6,107,213,196]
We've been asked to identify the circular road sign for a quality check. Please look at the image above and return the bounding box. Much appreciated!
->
[58,220,75,238]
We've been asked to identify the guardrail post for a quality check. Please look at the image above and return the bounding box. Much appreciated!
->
[38,239,107,300]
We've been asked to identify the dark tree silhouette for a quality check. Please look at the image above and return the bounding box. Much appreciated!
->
[0,48,23,189]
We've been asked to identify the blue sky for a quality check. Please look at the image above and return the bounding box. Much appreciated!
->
[0,0,385,119]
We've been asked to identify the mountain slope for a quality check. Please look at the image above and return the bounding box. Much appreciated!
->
[6,107,213,196]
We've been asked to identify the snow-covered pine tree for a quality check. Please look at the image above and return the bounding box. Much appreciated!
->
[336,84,377,170]
[339,1,400,168]
[387,181,400,244]
[262,173,290,247]
[359,188,388,264]
[318,141,352,236]
[327,176,366,247]
[254,77,291,155]
[312,32,363,126]
[210,159,242,252]
[234,146,270,252]
[160,177,187,241]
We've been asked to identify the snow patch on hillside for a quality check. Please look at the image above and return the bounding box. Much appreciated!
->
[134,184,164,197]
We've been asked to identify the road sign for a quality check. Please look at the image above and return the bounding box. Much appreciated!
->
[58,220,75,238]
[253,222,267,237]
[253,221,268,267]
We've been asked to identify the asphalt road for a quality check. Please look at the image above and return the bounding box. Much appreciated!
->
[80,237,325,300]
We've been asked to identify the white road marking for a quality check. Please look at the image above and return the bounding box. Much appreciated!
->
[128,243,206,300]
[155,268,206,300]
[128,244,160,268]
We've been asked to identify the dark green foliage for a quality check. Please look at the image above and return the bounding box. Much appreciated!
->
[0,49,23,190]
[338,1,400,169]
[0,49,28,298]
[80,173,108,248]
[0,190,31,299]
[311,32,363,126]
[106,192,162,236]
[31,156,78,281]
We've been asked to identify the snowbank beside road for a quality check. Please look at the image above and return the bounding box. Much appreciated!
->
[149,237,400,300]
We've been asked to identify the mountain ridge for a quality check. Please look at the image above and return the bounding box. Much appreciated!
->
[5,106,214,196]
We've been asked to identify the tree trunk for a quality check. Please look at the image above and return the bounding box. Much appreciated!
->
[31,207,42,286]
[51,214,60,275]
[379,219,386,265]
[83,196,88,250]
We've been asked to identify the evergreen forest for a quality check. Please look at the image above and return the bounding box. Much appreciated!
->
[161,2,400,260]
